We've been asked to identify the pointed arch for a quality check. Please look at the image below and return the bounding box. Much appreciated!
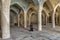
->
[11,3,24,14]
[53,3,60,28]
[11,3,24,11]
[10,3,24,27]
[26,4,38,29]
[42,8,49,17]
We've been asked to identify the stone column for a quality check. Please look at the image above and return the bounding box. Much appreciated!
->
[18,14,20,27]
[57,17,58,25]
[38,4,42,31]
[52,12,55,28]
[56,16,58,25]
[38,0,46,31]
[59,15,60,25]
[46,16,47,25]
[29,14,31,26]
[24,11,27,28]
[1,0,11,39]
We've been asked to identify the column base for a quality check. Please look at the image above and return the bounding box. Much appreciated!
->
[2,35,10,39]
[38,26,42,31]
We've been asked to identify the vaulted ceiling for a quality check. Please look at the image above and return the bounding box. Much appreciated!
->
[11,0,38,11]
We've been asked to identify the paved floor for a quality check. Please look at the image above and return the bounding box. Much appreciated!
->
[0,25,60,40]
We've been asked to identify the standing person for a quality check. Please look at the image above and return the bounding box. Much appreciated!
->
[30,22,33,31]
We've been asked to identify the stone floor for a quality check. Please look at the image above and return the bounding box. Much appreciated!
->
[0,25,60,40]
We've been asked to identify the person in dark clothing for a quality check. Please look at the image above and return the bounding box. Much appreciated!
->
[30,22,33,31]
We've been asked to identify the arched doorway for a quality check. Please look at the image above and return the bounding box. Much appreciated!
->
[10,3,24,28]
[27,8,38,31]
[55,6,60,26]
[55,7,59,26]
[42,0,53,29]
[42,10,46,25]
[53,3,60,28]
[19,10,24,28]
[43,2,51,25]
[42,9,50,29]
[10,10,18,27]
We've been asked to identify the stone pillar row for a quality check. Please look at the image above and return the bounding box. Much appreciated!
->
[1,0,55,39]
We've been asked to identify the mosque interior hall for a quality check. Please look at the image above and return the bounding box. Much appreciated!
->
[1,0,60,40]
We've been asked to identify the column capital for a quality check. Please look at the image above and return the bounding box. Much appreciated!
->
[38,0,46,6]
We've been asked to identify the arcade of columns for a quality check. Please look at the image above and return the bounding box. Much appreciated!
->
[0,0,60,39]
